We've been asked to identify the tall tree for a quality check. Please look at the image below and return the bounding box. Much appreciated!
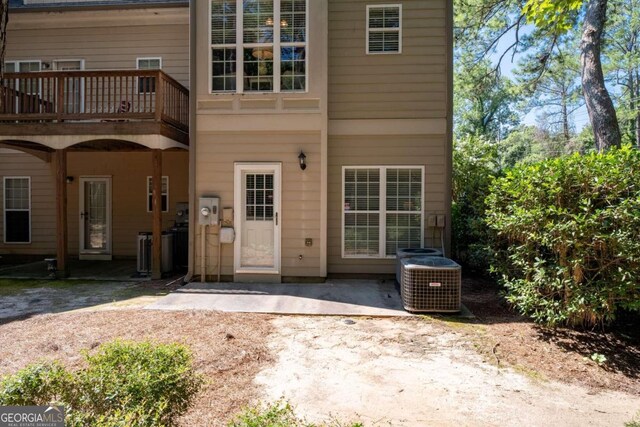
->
[454,57,520,139]
[1,0,8,116]
[603,0,640,147]
[0,0,7,78]
[456,0,623,151]
[518,48,583,142]
[580,0,622,151]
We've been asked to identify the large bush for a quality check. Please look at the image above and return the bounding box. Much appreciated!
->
[0,340,203,427]
[452,135,499,271]
[486,146,640,327]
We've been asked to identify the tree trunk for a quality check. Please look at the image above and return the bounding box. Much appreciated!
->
[562,88,570,143]
[580,0,622,152]
[0,0,7,113]
[636,69,640,148]
[0,0,7,78]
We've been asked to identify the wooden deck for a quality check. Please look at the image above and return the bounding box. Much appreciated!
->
[0,70,189,145]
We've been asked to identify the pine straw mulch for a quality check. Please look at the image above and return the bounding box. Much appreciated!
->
[458,275,640,396]
[0,310,274,426]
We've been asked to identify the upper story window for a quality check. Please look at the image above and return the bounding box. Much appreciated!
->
[366,4,402,54]
[4,61,41,73]
[211,0,307,93]
[137,57,162,94]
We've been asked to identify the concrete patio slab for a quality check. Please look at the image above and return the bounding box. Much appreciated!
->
[145,280,414,316]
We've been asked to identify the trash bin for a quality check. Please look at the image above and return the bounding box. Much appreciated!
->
[137,232,173,274]
[395,248,443,284]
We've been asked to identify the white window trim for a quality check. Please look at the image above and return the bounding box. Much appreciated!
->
[136,57,162,94]
[341,166,424,259]
[4,60,42,72]
[136,57,163,70]
[366,4,403,55]
[52,59,85,70]
[146,176,169,213]
[3,176,32,245]
[209,0,309,94]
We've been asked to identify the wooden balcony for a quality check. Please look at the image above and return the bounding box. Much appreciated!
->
[0,70,189,146]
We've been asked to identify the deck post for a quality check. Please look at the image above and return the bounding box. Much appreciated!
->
[55,149,69,277]
[152,149,163,280]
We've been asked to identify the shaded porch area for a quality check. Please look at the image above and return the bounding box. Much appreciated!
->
[0,258,144,281]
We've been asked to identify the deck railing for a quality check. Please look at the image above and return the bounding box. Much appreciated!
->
[0,70,189,132]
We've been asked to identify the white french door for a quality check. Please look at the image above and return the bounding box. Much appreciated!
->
[234,163,281,274]
[79,177,112,260]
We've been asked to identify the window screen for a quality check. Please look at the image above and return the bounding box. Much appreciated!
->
[4,177,31,243]
[343,167,423,258]
[367,5,402,54]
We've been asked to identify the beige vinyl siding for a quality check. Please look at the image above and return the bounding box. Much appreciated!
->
[328,0,448,119]
[6,8,189,87]
[194,132,322,278]
[66,151,189,257]
[0,151,55,255]
[327,134,447,274]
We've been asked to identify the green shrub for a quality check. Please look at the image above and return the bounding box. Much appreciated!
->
[452,135,499,271]
[486,146,640,327]
[0,362,72,406]
[0,340,203,427]
[228,400,363,427]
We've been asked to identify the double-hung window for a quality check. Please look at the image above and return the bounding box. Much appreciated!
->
[147,176,169,212]
[342,167,423,258]
[3,177,31,244]
[211,0,307,93]
[366,4,402,54]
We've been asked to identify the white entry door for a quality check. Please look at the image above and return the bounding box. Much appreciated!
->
[234,163,281,274]
[53,60,84,114]
[79,177,112,260]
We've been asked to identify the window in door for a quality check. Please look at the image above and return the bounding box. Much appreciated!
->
[54,60,85,114]
[137,57,162,93]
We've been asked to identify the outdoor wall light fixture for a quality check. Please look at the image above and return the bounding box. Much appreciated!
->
[298,151,307,171]
[66,176,74,183]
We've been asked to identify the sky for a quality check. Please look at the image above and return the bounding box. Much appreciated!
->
[491,31,591,132]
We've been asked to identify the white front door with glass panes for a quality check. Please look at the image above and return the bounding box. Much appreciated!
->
[79,177,112,260]
[234,164,281,274]
[342,166,424,258]
[210,0,307,93]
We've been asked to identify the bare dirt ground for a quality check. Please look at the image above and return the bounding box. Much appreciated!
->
[1,277,639,426]
[459,276,640,396]
[255,316,640,426]
[0,310,273,427]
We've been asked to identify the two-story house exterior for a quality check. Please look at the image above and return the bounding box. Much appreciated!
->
[189,0,452,282]
[0,0,190,278]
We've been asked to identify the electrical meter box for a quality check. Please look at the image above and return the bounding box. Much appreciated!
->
[198,197,220,225]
